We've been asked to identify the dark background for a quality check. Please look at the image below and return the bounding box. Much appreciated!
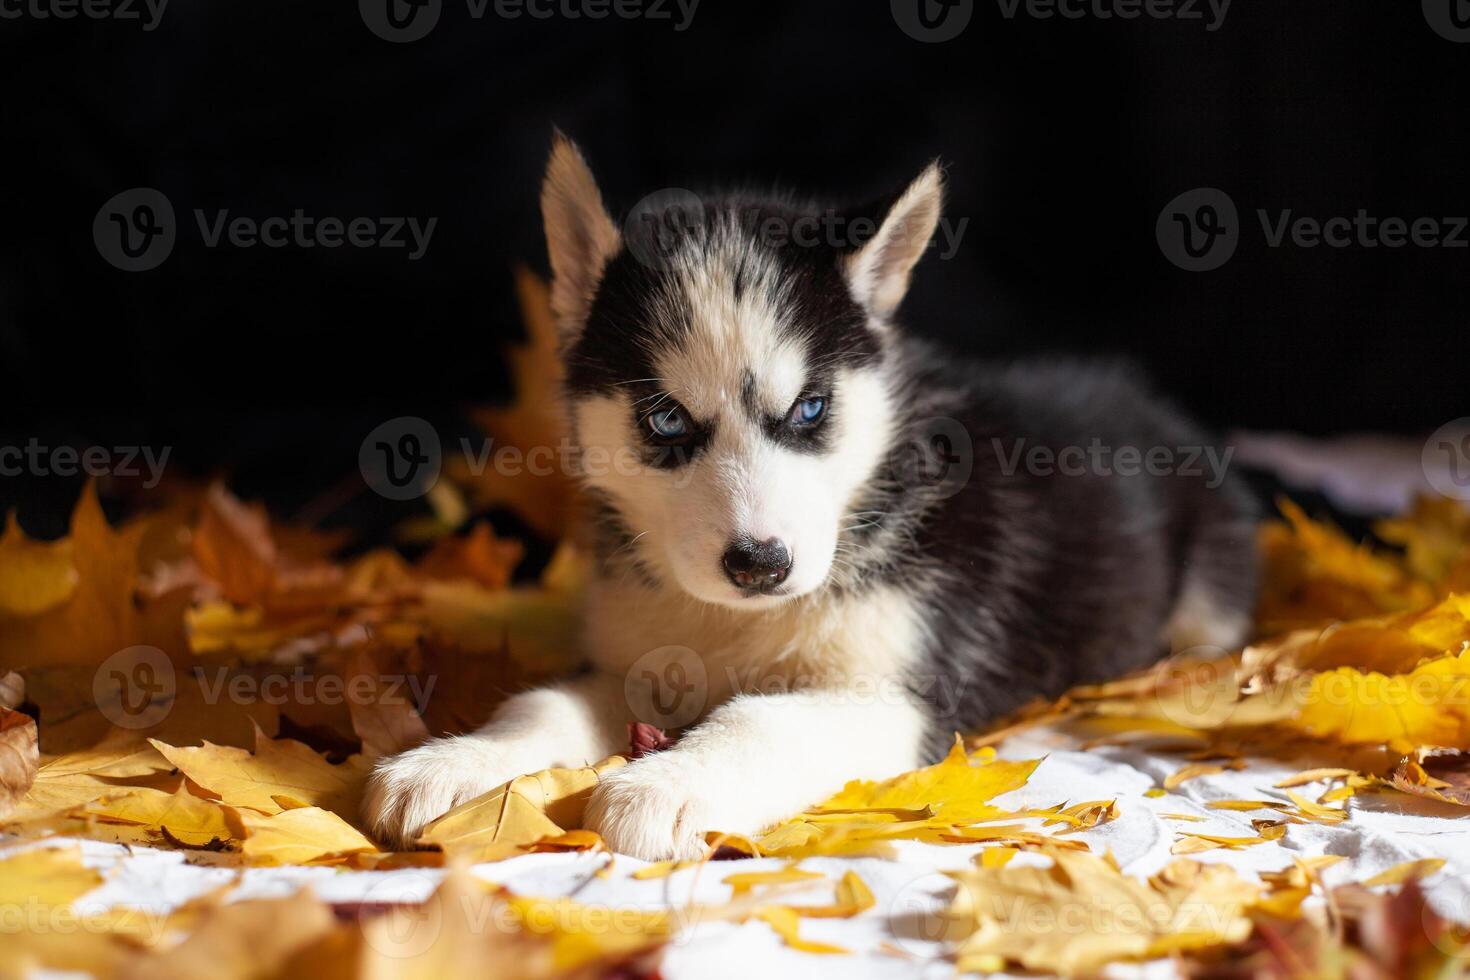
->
[1,0,1466,536]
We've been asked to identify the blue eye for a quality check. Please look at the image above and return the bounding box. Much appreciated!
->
[647,407,690,439]
[790,397,826,426]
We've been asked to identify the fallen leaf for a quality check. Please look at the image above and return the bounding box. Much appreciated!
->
[85,784,235,848]
[756,736,1039,858]
[150,725,367,820]
[463,267,577,539]
[237,806,379,865]
[0,485,151,667]
[418,756,627,861]
[346,649,429,761]
[1166,762,1238,788]
[524,829,605,853]
[723,866,825,896]
[116,887,335,980]
[0,707,38,819]
[3,731,170,827]
[191,483,277,605]
[945,849,1260,975]
[1362,858,1447,887]
[752,906,847,954]
[0,845,102,909]
[1274,768,1358,787]
[0,512,77,615]
[418,521,524,592]
[1391,748,1470,806]
[1172,823,1286,855]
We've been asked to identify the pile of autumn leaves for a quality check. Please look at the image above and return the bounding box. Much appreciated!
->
[2,488,1469,978]
[2,272,1470,975]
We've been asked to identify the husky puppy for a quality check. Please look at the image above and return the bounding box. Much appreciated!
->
[363,136,1259,859]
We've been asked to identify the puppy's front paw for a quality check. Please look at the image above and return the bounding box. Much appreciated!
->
[362,737,521,849]
[585,755,734,861]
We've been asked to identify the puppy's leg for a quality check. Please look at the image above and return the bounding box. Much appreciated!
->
[363,672,627,848]
[586,691,927,861]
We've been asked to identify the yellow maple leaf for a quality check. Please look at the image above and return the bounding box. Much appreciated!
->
[946,849,1260,975]
[1362,857,1446,887]
[752,906,848,954]
[1292,649,1470,752]
[0,485,149,668]
[756,740,1039,857]
[417,756,626,862]
[237,806,379,865]
[150,725,368,820]
[507,891,673,970]
[0,845,102,911]
[85,785,234,848]
[0,512,77,615]
[2,731,170,828]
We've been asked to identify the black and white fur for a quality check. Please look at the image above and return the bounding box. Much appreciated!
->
[362,136,1258,859]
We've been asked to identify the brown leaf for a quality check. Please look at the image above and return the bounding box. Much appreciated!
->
[1391,749,1470,806]
[0,706,39,819]
[191,483,278,605]
[346,649,429,760]
[417,521,524,592]
[0,483,149,668]
[463,267,577,539]
[116,886,336,980]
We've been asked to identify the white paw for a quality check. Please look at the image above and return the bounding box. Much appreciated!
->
[585,754,748,861]
[361,736,526,849]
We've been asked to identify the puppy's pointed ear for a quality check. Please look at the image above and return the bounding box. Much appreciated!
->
[844,163,944,319]
[541,133,621,337]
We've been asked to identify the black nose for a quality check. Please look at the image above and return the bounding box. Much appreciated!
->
[722,536,792,592]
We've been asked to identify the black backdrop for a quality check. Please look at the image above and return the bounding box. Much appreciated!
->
[2,0,1467,534]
